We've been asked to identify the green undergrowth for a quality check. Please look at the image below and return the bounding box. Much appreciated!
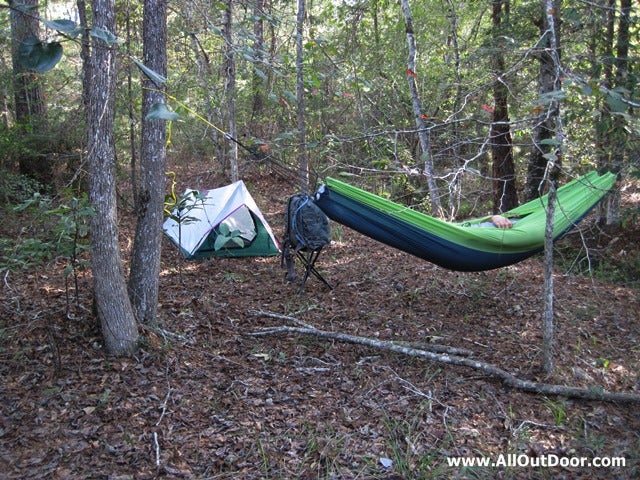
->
[554,219,640,288]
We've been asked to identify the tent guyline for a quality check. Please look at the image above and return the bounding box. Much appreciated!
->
[149,89,304,183]
[314,171,616,272]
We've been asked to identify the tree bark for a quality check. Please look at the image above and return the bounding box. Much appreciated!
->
[599,0,631,225]
[250,0,267,136]
[444,0,464,218]
[595,0,615,172]
[525,1,561,201]
[540,0,563,376]
[76,0,92,112]
[399,0,442,217]
[9,0,49,183]
[490,0,518,213]
[296,0,309,193]
[88,0,138,356]
[223,0,239,182]
[128,0,168,326]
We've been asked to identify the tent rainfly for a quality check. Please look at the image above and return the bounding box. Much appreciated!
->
[163,181,280,259]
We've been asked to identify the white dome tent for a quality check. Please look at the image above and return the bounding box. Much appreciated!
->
[163,181,280,259]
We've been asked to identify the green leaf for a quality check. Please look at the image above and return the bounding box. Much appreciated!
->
[132,57,167,84]
[580,84,593,96]
[218,223,231,236]
[214,235,229,251]
[18,36,63,73]
[254,68,267,82]
[282,89,297,105]
[146,103,179,121]
[44,19,83,38]
[540,138,562,146]
[89,27,122,45]
[230,237,244,248]
[606,93,627,113]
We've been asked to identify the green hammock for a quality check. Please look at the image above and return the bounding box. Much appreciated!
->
[314,171,616,271]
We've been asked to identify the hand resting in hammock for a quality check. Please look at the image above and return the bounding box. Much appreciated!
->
[470,215,516,228]
[490,215,513,228]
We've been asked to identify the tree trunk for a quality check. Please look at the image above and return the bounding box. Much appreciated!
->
[525,2,561,200]
[125,3,139,209]
[296,0,309,193]
[444,0,464,219]
[223,0,239,182]
[87,0,138,356]
[250,0,267,137]
[76,0,92,112]
[9,0,49,183]
[128,0,168,326]
[599,0,631,225]
[540,0,562,376]
[490,0,518,213]
[399,0,442,217]
[595,0,615,171]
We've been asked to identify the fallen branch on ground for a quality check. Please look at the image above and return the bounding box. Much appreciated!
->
[248,311,640,403]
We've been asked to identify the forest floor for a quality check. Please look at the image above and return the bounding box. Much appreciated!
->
[1,161,640,479]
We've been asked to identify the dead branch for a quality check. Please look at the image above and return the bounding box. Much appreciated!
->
[250,309,472,356]
[248,319,640,404]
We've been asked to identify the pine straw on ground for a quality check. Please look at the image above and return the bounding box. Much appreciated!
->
[1,169,639,479]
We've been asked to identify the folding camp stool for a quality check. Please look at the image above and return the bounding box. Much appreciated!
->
[295,246,332,292]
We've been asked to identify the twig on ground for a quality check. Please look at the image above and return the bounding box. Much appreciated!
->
[250,309,315,329]
[156,383,171,427]
[396,340,474,357]
[153,431,161,467]
[248,312,640,403]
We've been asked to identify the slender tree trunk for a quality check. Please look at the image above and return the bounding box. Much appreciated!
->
[9,0,45,123]
[125,3,139,208]
[77,0,91,111]
[595,0,615,171]
[600,0,631,226]
[540,0,563,376]
[542,169,558,375]
[296,0,309,193]
[9,0,48,182]
[87,0,138,356]
[183,5,220,164]
[223,0,238,182]
[445,0,464,218]
[399,0,442,216]
[525,2,561,200]
[251,0,266,136]
[490,0,518,213]
[128,0,168,326]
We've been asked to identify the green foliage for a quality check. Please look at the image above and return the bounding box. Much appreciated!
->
[214,223,244,251]
[18,36,63,73]
[0,190,94,279]
[0,169,42,203]
[164,189,206,225]
[544,398,568,427]
[133,58,167,85]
